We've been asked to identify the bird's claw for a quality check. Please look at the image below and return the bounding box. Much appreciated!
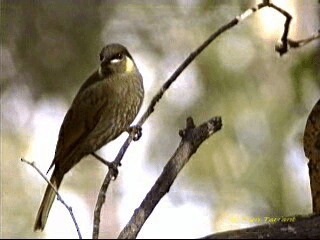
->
[91,152,121,178]
[128,125,142,141]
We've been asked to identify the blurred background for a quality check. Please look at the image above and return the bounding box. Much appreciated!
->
[1,0,319,238]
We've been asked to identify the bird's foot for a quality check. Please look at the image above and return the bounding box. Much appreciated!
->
[127,125,142,141]
[91,152,120,177]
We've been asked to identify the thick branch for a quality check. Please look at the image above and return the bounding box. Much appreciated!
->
[118,117,222,239]
[201,214,320,239]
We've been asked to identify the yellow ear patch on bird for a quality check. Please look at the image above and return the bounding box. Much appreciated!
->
[126,57,134,73]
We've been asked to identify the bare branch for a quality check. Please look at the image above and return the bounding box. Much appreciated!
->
[267,2,293,56]
[268,4,320,54]
[92,137,133,239]
[92,166,119,239]
[21,158,82,239]
[288,30,320,49]
[117,117,222,239]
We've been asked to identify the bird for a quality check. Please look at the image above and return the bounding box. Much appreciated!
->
[34,43,144,231]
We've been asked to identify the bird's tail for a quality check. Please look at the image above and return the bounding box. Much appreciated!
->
[34,170,63,231]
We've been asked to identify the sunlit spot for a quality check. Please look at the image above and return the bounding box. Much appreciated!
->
[256,0,297,40]
[134,52,156,94]
[138,200,213,238]
[164,58,203,109]
[25,99,67,173]
[2,84,33,133]
[44,192,91,239]
[217,35,255,71]
[283,118,313,214]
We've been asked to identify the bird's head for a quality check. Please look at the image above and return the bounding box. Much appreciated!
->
[98,43,136,78]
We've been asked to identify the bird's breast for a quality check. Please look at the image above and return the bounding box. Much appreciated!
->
[89,74,144,146]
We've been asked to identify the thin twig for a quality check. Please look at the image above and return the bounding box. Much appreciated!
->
[21,158,82,239]
[266,3,320,55]
[288,29,320,49]
[92,137,132,239]
[118,117,222,239]
[136,2,270,127]
[92,168,117,239]
[268,2,292,56]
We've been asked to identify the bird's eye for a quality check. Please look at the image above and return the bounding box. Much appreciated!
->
[110,53,124,64]
[99,53,104,62]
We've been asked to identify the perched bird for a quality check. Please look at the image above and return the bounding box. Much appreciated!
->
[34,43,144,231]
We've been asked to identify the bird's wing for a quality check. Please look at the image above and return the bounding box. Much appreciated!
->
[47,72,108,172]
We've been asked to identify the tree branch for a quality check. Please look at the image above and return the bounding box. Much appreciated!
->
[117,116,222,239]
[201,214,320,239]
[21,158,82,239]
[92,137,132,239]
[268,3,320,55]
[288,30,320,50]
[268,2,292,56]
